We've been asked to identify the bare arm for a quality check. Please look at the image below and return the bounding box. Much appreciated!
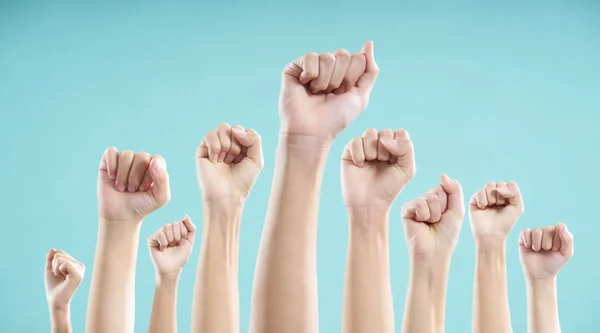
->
[343,208,394,333]
[191,203,242,333]
[526,278,560,333]
[49,308,72,333]
[149,274,180,333]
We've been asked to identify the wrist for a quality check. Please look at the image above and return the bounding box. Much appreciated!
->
[526,275,558,286]
[279,132,331,160]
[156,271,181,286]
[99,217,143,231]
[475,238,507,253]
[49,302,71,313]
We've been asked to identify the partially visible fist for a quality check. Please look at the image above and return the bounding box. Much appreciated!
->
[44,249,85,310]
[341,128,415,208]
[280,42,379,143]
[97,147,171,222]
[402,174,465,257]
[196,123,263,203]
[469,181,524,243]
[148,216,196,276]
[519,223,574,280]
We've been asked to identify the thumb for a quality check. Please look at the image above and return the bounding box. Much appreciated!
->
[557,223,574,258]
[440,173,465,217]
[45,249,57,275]
[182,215,196,244]
[149,156,171,205]
[356,41,379,94]
[59,261,84,292]
[380,129,415,173]
[232,128,264,169]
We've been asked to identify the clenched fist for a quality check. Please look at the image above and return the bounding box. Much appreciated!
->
[45,249,85,310]
[196,123,264,202]
[519,223,574,280]
[280,42,379,143]
[469,181,524,243]
[148,216,196,276]
[341,128,415,208]
[98,147,171,222]
[402,174,465,257]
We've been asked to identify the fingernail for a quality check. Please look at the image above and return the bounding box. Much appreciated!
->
[115,182,125,192]
[441,173,451,183]
[127,185,137,193]
[380,139,396,147]
[211,154,219,162]
[152,158,165,171]
[218,152,226,162]
[232,127,244,134]
[139,184,148,191]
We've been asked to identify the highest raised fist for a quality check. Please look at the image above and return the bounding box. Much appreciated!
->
[280,42,379,144]
[341,128,415,208]
[469,181,524,243]
[45,249,85,310]
[196,123,264,203]
[519,223,574,280]
[148,216,196,276]
[402,175,465,257]
[97,148,171,222]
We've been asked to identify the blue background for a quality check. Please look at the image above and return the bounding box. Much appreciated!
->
[1,0,599,332]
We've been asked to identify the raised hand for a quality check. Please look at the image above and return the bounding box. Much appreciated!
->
[469,181,524,242]
[196,123,264,203]
[341,128,415,208]
[45,249,85,310]
[402,174,465,257]
[148,216,196,276]
[519,223,574,280]
[280,42,379,144]
[97,147,171,222]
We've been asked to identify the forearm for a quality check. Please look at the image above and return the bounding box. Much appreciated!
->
[473,241,512,333]
[250,135,329,333]
[343,208,393,333]
[191,204,242,333]
[402,257,450,333]
[86,219,141,333]
[50,307,72,333]
[526,278,560,333]
[149,274,180,333]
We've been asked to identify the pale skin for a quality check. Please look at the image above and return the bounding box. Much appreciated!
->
[469,181,524,333]
[519,223,574,333]
[250,41,379,333]
[341,128,416,333]
[45,249,85,333]
[401,174,465,333]
[191,123,264,333]
[148,216,196,333]
[87,148,171,333]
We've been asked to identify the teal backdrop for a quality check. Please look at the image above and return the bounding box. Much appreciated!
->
[1,0,599,332]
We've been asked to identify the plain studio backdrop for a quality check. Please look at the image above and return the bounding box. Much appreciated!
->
[0,0,598,332]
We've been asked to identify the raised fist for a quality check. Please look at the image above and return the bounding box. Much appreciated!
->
[469,181,524,242]
[44,249,85,310]
[402,174,465,257]
[519,223,574,280]
[341,128,415,208]
[196,123,264,203]
[280,42,379,143]
[148,216,196,276]
[97,147,171,222]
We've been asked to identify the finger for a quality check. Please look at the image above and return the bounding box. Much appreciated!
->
[425,193,442,223]
[46,248,57,272]
[232,128,264,169]
[204,130,221,163]
[496,181,508,205]
[99,146,118,181]
[552,224,562,251]
[484,181,496,206]
[440,174,465,217]
[542,225,555,250]
[182,215,196,243]
[52,256,63,277]
[356,41,379,94]
[522,228,532,248]
[350,136,365,166]
[127,152,150,193]
[309,53,335,94]
[149,156,171,205]
[171,221,182,244]
[115,150,134,192]
[163,223,174,245]
[362,128,378,161]
[225,125,244,164]
[157,231,168,251]
[216,122,232,162]
[297,52,319,85]
[414,198,431,222]
[335,52,366,94]
[384,129,415,173]
[472,189,488,209]
[325,49,351,93]
[506,181,524,210]
[53,250,78,264]
[557,223,574,258]
[531,228,543,251]
[179,219,188,240]
[139,155,158,192]
[234,146,247,164]
[377,129,394,162]
[59,260,84,283]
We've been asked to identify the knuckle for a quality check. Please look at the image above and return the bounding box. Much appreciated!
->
[335,48,350,59]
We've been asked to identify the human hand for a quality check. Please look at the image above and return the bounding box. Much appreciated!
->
[97,147,171,222]
[44,249,85,310]
[196,123,264,203]
[519,223,574,280]
[280,42,379,145]
[341,128,415,209]
[148,216,196,276]
[469,181,524,244]
[402,174,465,258]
